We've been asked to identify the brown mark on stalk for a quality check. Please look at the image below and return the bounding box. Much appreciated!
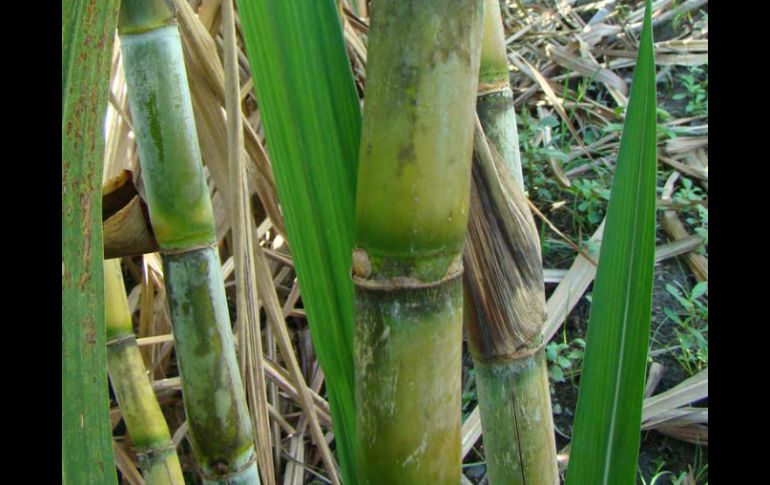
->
[352,248,372,279]
[395,63,420,177]
[430,3,475,67]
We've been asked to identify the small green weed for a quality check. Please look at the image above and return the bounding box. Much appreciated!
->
[673,176,705,204]
[672,66,708,116]
[546,337,586,384]
[519,111,566,203]
[663,281,708,375]
[638,466,674,485]
[571,178,611,227]
[673,177,708,250]
[639,448,708,485]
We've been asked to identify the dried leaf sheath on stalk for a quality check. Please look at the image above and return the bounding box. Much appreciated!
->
[463,1,559,483]
[353,1,484,483]
[104,259,184,485]
[464,122,559,485]
[118,1,258,482]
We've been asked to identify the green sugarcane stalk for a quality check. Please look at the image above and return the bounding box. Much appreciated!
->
[463,2,559,483]
[104,258,185,485]
[477,0,523,188]
[118,1,258,483]
[353,1,484,483]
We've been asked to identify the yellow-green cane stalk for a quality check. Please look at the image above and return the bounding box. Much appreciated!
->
[353,1,484,483]
[462,2,559,483]
[104,259,184,485]
[118,1,258,482]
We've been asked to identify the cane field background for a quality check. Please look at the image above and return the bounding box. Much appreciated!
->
[63,0,708,483]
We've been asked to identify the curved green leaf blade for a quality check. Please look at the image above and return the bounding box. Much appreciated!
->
[62,1,119,483]
[236,2,360,483]
[564,1,657,483]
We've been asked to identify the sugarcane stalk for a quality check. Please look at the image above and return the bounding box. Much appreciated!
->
[477,0,523,188]
[464,116,559,485]
[104,258,185,485]
[353,1,484,483]
[118,1,258,483]
[463,4,559,482]
[462,3,560,483]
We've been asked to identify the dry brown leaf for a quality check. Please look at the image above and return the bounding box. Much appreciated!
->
[546,43,628,95]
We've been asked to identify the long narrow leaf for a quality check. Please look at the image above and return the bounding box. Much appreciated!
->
[236,2,360,483]
[62,1,119,483]
[565,0,657,483]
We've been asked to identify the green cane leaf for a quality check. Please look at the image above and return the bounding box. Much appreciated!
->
[235,2,360,483]
[62,1,120,483]
[564,0,658,483]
